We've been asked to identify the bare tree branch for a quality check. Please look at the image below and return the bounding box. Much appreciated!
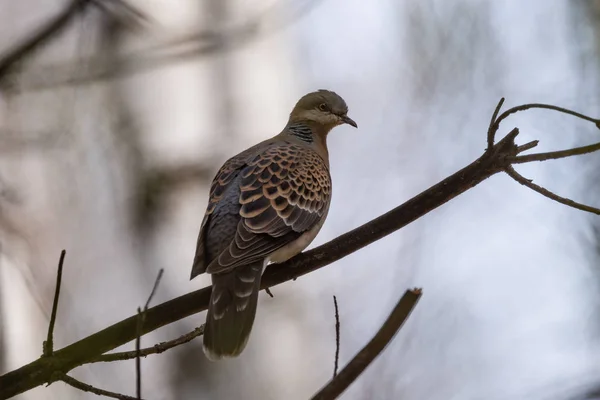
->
[135,269,163,399]
[333,295,340,378]
[311,288,422,400]
[505,166,600,215]
[60,374,141,400]
[486,97,504,151]
[507,141,600,164]
[42,250,66,357]
[515,140,539,154]
[0,0,91,85]
[91,326,204,363]
[492,102,600,133]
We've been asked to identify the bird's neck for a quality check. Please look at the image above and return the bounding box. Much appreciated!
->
[287,122,315,142]
[286,120,332,141]
[284,120,329,159]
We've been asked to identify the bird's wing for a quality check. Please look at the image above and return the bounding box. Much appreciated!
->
[205,141,331,274]
[191,144,264,278]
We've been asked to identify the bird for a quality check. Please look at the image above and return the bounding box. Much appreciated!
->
[190,89,357,361]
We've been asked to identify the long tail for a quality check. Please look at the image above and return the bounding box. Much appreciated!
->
[203,261,263,361]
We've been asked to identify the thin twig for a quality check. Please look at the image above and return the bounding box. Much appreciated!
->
[333,295,340,378]
[495,103,600,131]
[505,166,600,215]
[143,269,164,310]
[135,308,143,400]
[60,374,141,400]
[136,269,164,399]
[311,289,422,400]
[0,0,91,84]
[515,140,539,154]
[91,326,204,363]
[43,250,66,356]
[487,97,505,152]
[508,141,600,164]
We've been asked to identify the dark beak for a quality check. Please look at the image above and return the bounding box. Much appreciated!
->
[341,114,358,128]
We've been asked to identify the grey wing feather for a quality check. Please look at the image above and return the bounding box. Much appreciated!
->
[191,144,263,279]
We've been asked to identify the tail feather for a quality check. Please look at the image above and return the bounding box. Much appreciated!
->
[203,262,263,361]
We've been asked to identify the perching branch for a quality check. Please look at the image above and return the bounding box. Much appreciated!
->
[1,99,600,399]
[311,289,422,400]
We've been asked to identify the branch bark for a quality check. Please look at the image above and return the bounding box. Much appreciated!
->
[0,128,520,399]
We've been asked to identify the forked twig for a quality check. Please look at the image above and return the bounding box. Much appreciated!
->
[489,99,600,216]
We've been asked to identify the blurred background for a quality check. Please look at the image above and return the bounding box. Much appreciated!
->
[1,0,600,399]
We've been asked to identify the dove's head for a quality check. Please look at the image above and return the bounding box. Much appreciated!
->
[288,89,357,133]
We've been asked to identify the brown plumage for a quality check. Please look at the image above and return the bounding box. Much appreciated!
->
[191,89,357,360]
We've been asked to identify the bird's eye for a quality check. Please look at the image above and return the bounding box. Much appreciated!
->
[318,103,329,112]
